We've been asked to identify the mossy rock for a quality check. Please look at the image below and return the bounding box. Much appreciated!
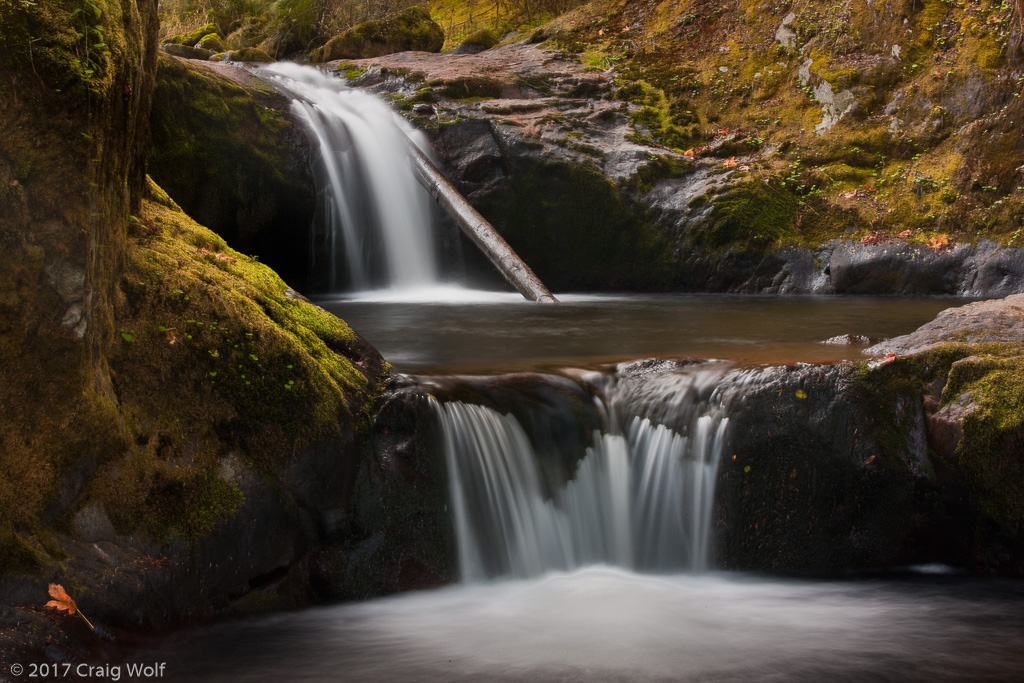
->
[454,29,499,55]
[147,55,315,287]
[164,22,220,47]
[162,44,214,60]
[196,33,225,53]
[219,47,274,63]
[224,17,269,51]
[310,6,443,62]
[700,180,799,251]
[439,76,504,100]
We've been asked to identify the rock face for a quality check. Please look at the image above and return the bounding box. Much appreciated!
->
[344,43,1024,296]
[147,55,316,288]
[311,6,444,62]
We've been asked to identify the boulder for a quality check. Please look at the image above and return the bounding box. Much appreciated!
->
[867,294,1024,355]
[311,7,443,62]
[455,28,500,55]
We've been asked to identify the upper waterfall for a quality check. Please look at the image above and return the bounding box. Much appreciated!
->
[260,63,440,292]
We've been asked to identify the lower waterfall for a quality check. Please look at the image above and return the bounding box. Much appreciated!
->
[432,362,733,581]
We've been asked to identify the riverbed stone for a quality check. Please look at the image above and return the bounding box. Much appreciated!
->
[867,294,1024,355]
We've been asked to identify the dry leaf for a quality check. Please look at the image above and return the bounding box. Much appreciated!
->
[722,157,737,168]
[45,583,94,630]
[898,229,914,239]
[215,253,237,263]
[865,455,877,465]
[927,234,951,250]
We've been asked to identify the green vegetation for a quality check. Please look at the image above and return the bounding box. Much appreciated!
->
[310,6,443,61]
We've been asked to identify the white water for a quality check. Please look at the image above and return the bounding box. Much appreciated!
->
[433,362,732,581]
[147,567,1024,682]
[261,63,439,291]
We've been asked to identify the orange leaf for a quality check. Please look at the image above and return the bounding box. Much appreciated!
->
[44,583,93,629]
[723,157,737,168]
[46,583,77,616]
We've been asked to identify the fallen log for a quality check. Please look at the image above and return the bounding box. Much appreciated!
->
[407,144,558,303]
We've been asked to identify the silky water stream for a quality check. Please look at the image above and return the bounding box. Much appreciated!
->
[136,68,1024,681]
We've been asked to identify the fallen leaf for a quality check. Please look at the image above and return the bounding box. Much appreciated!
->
[927,234,951,250]
[795,389,807,399]
[45,584,94,630]
[739,164,751,172]
[865,455,877,465]
[723,157,737,168]
[215,253,237,263]
[840,191,857,200]
[683,148,695,158]
[898,229,914,239]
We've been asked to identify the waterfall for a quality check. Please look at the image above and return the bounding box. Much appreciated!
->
[260,63,439,292]
[433,362,733,582]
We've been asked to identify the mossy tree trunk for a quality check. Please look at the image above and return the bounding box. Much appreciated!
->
[0,0,159,569]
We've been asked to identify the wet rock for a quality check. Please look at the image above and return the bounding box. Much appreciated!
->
[162,44,214,60]
[866,294,1024,355]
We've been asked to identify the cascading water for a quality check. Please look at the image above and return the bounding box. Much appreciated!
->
[433,362,734,582]
[260,63,439,292]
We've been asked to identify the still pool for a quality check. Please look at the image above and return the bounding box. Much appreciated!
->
[319,290,971,373]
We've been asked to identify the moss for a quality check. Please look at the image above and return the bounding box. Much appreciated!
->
[113,184,373,464]
[942,352,1024,533]
[701,180,799,250]
[457,28,499,52]
[336,61,367,80]
[196,33,225,53]
[623,154,694,194]
[217,47,274,63]
[164,23,220,47]
[311,6,443,62]
[438,76,504,100]
[0,525,47,576]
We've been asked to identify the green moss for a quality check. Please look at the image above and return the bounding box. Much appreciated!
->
[457,28,499,52]
[336,61,367,80]
[623,154,694,194]
[218,47,274,63]
[701,180,799,250]
[439,76,504,100]
[196,33,225,53]
[164,22,220,47]
[0,525,47,576]
[311,6,443,62]
[942,352,1024,533]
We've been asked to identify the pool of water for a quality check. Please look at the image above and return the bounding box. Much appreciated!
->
[319,290,971,373]
[139,567,1024,682]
